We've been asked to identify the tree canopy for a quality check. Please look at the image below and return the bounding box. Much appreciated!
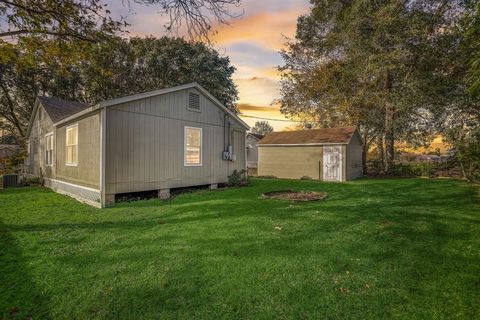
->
[251,121,273,136]
[0,36,238,137]
[278,0,479,173]
[0,0,242,42]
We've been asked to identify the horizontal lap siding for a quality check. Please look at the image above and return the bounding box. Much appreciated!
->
[56,112,101,189]
[258,146,323,180]
[105,88,245,194]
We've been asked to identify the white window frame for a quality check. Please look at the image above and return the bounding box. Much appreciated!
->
[66,124,78,166]
[25,140,30,165]
[45,132,54,166]
[184,126,202,167]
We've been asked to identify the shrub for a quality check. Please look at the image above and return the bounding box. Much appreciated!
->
[19,176,42,187]
[300,176,312,180]
[228,169,249,187]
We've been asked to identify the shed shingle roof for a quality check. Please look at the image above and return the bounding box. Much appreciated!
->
[257,127,357,145]
[37,96,90,123]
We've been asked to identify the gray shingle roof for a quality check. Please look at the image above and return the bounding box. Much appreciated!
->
[37,96,90,123]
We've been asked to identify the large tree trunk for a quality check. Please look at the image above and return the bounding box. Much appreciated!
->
[376,135,384,171]
[384,102,395,173]
[362,139,368,175]
[383,71,395,174]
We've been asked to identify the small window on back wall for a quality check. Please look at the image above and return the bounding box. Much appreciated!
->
[188,92,200,111]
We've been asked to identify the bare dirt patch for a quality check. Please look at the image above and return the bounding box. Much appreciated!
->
[262,190,327,202]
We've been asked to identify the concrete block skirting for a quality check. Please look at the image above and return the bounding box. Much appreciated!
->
[209,183,218,190]
[44,178,101,208]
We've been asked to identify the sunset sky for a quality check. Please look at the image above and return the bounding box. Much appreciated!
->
[107,0,311,130]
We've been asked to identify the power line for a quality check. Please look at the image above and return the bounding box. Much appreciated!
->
[239,114,303,123]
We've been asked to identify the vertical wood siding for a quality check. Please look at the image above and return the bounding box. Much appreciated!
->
[346,131,363,180]
[55,112,101,189]
[26,106,55,179]
[105,88,246,194]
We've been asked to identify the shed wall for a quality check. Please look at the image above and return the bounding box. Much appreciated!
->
[258,146,323,179]
[105,88,246,194]
[346,132,363,180]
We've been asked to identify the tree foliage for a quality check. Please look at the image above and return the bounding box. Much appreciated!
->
[0,36,238,138]
[251,121,273,136]
[0,0,242,42]
[0,0,124,41]
[278,0,478,173]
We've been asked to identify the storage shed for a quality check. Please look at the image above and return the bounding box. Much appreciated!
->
[257,127,363,181]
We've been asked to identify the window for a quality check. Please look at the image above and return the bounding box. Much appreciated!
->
[184,126,202,166]
[188,92,200,111]
[66,125,78,166]
[45,133,54,166]
[26,141,30,165]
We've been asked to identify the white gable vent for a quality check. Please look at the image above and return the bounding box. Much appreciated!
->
[188,92,200,110]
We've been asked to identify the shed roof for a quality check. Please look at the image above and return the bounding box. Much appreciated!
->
[257,127,357,146]
[37,96,90,123]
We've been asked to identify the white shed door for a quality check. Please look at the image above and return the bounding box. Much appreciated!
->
[323,146,342,181]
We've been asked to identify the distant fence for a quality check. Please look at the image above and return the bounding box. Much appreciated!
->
[2,174,19,188]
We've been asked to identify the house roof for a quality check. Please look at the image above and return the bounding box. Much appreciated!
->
[257,127,357,146]
[37,96,90,123]
[0,144,19,150]
[248,133,264,140]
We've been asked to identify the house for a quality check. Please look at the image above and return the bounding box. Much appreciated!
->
[257,127,363,181]
[246,133,264,174]
[0,144,20,171]
[25,83,249,207]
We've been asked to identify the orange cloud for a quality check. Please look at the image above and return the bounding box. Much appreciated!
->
[212,8,307,50]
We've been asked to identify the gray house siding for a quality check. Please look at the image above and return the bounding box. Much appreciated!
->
[246,134,259,168]
[104,88,246,196]
[26,106,55,179]
[55,111,101,189]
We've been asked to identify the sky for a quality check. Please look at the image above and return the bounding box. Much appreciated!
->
[106,0,311,131]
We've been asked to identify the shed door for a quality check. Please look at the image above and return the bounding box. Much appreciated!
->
[323,146,342,181]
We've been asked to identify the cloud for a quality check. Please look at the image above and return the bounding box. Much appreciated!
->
[235,77,280,106]
[212,7,307,50]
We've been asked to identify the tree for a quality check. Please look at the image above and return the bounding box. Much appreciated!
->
[0,0,123,41]
[0,0,242,42]
[0,36,239,138]
[467,2,480,96]
[251,121,273,136]
[278,0,474,174]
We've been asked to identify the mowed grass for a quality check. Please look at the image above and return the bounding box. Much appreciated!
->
[1,178,479,319]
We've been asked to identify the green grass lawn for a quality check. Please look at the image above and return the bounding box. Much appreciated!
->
[1,178,479,319]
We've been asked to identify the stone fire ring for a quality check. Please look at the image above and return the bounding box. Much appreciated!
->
[262,190,327,202]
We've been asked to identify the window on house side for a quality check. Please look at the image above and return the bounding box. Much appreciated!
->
[45,133,54,166]
[66,125,78,166]
[184,126,202,166]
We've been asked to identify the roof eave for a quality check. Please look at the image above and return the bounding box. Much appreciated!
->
[25,98,42,138]
[52,104,101,127]
[258,142,349,147]
[98,82,249,130]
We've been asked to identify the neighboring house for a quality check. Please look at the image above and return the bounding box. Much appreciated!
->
[246,133,264,172]
[416,154,441,162]
[257,127,363,181]
[25,83,249,207]
[0,144,20,171]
